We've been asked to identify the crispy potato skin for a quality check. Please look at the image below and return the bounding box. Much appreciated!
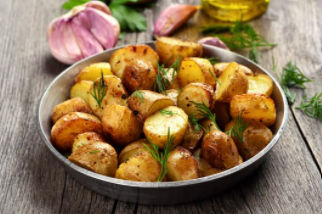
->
[225,121,273,160]
[122,60,156,93]
[110,45,159,80]
[72,132,106,153]
[199,118,220,132]
[247,74,273,96]
[156,37,203,67]
[177,83,214,119]
[181,122,204,151]
[88,75,128,118]
[128,90,175,123]
[143,106,188,148]
[213,102,231,130]
[201,130,240,169]
[70,80,93,105]
[115,153,161,182]
[193,149,222,177]
[215,62,249,102]
[166,147,199,181]
[52,97,93,124]
[69,142,118,177]
[102,104,142,146]
[214,62,253,77]
[75,62,113,83]
[165,89,180,105]
[118,139,150,164]
[51,112,102,151]
[230,93,276,126]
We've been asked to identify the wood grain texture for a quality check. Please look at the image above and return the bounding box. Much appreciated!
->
[0,0,321,213]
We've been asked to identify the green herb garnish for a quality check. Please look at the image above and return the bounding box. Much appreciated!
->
[296,92,322,120]
[257,185,265,196]
[89,150,100,154]
[189,101,220,130]
[62,0,89,10]
[131,87,144,103]
[90,71,107,108]
[209,68,221,85]
[159,109,176,116]
[188,113,204,134]
[226,111,249,143]
[205,57,219,65]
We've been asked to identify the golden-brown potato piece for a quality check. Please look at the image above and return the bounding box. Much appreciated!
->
[143,106,188,148]
[230,94,276,126]
[51,112,102,151]
[201,130,240,169]
[177,83,214,119]
[72,132,106,152]
[102,104,142,146]
[122,60,157,93]
[213,102,231,130]
[118,139,150,164]
[215,62,248,102]
[166,147,199,181]
[75,62,113,83]
[51,97,92,124]
[247,74,273,96]
[193,149,222,177]
[181,122,204,151]
[165,89,180,105]
[69,142,118,177]
[110,45,159,80]
[214,62,253,77]
[128,90,175,123]
[164,68,181,90]
[115,152,161,182]
[88,75,128,118]
[156,37,203,67]
[199,118,220,132]
[70,80,93,105]
[225,120,273,160]
[178,57,216,88]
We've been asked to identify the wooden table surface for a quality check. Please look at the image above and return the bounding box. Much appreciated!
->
[1,0,322,213]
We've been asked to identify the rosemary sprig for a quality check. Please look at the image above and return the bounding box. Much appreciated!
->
[296,92,322,120]
[189,101,220,130]
[143,127,174,182]
[159,109,176,116]
[90,71,107,108]
[226,111,249,142]
[131,87,144,103]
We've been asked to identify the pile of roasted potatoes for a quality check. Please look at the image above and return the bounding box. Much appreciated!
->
[50,37,276,182]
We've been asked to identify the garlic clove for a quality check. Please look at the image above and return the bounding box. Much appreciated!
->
[153,4,198,37]
[63,22,83,62]
[197,37,229,50]
[85,1,111,15]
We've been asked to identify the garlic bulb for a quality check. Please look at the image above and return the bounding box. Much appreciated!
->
[47,2,120,64]
[197,37,229,50]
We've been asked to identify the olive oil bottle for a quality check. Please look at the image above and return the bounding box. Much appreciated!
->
[201,0,270,22]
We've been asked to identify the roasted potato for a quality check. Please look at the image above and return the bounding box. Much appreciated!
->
[193,149,222,177]
[51,112,102,151]
[199,118,220,132]
[166,147,199,181]
[128,90,175,122]
[181,122,204,151]
[88,75,128,118]
[102,104,142,146]
[201,130,240,169]
[72,132,106,152]
[118,139,150,164]
[213,102,231,130]
[247,74,273,96]
[51,97,92,124]
[165,89,180,105]
[178,57,216,88]
[115,152,161,182]
[110,45,159,80]
[225,120,273,160]
[164,68,181,90]
[214,62,253,77]
[177,83,214,119]
[230,94,276,126]
[156,37,203,67]
[69,142,118,177]
[143,106,188,148]
[75,62,113,83]
[122,60,157,93]
[70,80,92,105]
[215,62,249,102]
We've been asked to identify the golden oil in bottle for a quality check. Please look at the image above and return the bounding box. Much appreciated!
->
[201,0,270,22]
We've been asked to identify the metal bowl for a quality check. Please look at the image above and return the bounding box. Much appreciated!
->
[38,42,288,205]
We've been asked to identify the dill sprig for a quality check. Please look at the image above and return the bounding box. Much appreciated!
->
[188,113,204,133]
[89,150,100,154]
[296,92,322,120]
[90,71,107,108]
[205,57,219,65]
[209,68,221,85]
[143,127,174,182]
[189,101,220,130]
[226,111,249,142]
[159,109,176,116]
[131,87,144,103]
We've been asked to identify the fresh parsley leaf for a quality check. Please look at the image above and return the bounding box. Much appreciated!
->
[62,0,89,10]
[296,92,322,120]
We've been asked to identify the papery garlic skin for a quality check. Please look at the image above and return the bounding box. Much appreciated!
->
[153,4,198,37]
[197,37,229,50]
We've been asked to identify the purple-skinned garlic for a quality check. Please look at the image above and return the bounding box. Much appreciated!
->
[197,37,229,50]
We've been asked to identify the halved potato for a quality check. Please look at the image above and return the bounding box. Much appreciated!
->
[128,90,175,123]
[68,142,118,177]
[88,75,128,118]
[51,97,92,124]
[51,112,102,151]
[193,149,222,177]
[72,132,106,152]
[213,102,231,130]
[109,45,159,80]
[156,37,203,67]
[181,122,204,151]
[164,68,181,90]
[177,83,214,119]
[118,139,150,164]
[75,62,113,83]
[215,62,248,102]
[115,152,161,182]
[102,104,142,146]
[70,80,93,105]
[166,147,199,181]
[247,74,273,96]
[165,89,180,105]
[143,106,188,148]
[214,62,253,77]
[230,94,276,126]
[178,57,216,88]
